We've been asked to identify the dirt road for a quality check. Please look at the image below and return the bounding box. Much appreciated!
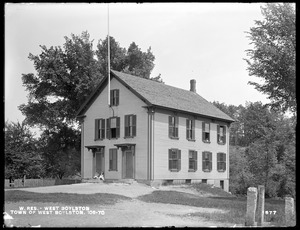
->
[5,182,234,227]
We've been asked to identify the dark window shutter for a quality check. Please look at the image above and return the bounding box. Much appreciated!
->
[217,125,220,142]
[168,149,172,170]
[209,152,212,171]
[116,117,120,138]
[132,115,137,136]
[202,122,205,141]
[110,90,113,106]
[186,119,189,139]
[124,115,129,137]
[195,151,198,171]
[202,152,205,171]
[178,149,181,171]
[101,119,105,139]
[223,126,226,144]
[217,153,220,170]
[95,119,98,140]
[168,116,173,137]
[175,117,179,138]
[116,90,119,105]
[192,120,195,140]
[106,118,111,139]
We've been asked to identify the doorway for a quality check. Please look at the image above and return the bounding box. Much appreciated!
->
[123,150,134,179]
[93,149,104,177]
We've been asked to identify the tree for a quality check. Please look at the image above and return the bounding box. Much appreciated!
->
[39,127,81,179]
[5,121,45,178]
[229,146,254,195]
[18,31,157,178]
[20,32,157,131]
[96,37,156,79]
[245,3,296,113]
[19,31,102,131]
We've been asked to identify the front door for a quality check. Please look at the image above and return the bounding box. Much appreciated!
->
[124,150,134,179]
[96,150,105,174]
[93,149,104,177]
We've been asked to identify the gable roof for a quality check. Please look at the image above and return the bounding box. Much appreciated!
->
[76,70,235,123]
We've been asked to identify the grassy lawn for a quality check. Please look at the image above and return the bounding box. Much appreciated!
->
[137,184,287,226]
[5,190,132,206]
[4,184,291,227]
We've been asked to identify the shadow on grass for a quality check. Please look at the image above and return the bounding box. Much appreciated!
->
[5,190,132,206]
[137,190,285,226]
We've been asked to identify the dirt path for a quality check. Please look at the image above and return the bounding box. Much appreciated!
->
[5,182,235,227]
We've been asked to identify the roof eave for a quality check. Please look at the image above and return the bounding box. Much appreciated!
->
[147,105,235,123]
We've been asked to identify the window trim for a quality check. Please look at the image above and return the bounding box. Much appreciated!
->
[186,119,195,141]
[202,122,211,143]
[95,118,105,140]
[110,89,119,106]
[109,148,118,171]
[169,116,179,139]
[124,114,137,138]
[202,151,212,172]
[168,148,181,172]
[217,152,226,172]
[217,125,226,145]
[188,150,198,172]
[106,116,120,139]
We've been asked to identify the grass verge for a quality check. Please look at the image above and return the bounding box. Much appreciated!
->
[5,190,132,206]
[137,190,285,226]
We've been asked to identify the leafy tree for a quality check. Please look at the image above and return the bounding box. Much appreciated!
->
[245,3,296,113]
[18,31,157,178]
[5,121,45,179]
[215,101,296,197]
[20,32,157,131]
[96,36,127,77]
[39,127,81,179]
[19,31,101,131]
[229,146,254,195]
[96,37,156,79]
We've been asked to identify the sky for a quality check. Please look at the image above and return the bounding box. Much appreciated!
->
[5,2,270,124]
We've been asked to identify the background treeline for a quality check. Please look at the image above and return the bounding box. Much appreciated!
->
[213,101,296,198]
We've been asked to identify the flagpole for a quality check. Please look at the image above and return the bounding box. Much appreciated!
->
[107,3,111,107]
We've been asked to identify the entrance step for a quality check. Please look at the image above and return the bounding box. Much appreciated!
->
[111,179,137,185]
[82,178,104,183]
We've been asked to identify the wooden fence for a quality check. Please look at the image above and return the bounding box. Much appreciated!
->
[4,178,82,188]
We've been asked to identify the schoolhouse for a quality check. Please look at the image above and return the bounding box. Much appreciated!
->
[76,70,234,191]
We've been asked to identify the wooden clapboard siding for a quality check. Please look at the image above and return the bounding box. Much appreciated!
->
[82,77,148,180]
[153,108,229,181]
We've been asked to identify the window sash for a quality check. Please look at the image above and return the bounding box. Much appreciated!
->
[110,89,119,106]
[95,119,105,140]
[217,152,226,171]
[109,149,118,171]
[202,122,210,142]
[168,149,181,171]
[169,116,179,138]
[107,117,120,139]
[125,115,137,137]
[186,119,195,140]
[202,152,212,171]
[217,125,226,144]
[189,150,197,171]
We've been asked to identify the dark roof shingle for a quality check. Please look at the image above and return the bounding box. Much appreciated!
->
[111,70,234,122]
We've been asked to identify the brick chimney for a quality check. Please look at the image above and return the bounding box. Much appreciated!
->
[190,79,196,93]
